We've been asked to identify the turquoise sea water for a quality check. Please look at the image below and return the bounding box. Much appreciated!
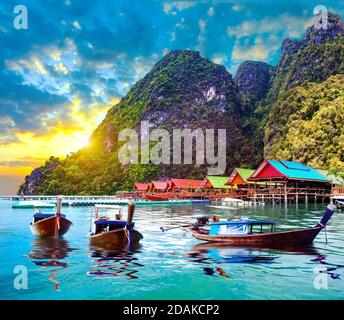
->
[0,200,343,300]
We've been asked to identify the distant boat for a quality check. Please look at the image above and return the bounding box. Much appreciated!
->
[29,196,72,237]
[207,205,238,210]
[13,200,56,209]
[88,203,143,249]
[145,193,172,201]
[222,197,257,207]
[186,204,336,246]
[332,196,344,209]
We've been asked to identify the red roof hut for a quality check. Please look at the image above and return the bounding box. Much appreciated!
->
[246,160,331,203]
[134,183,149,192]
[150,181,170,192]
[170,179,203,191]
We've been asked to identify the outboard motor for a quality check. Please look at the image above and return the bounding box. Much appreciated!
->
[317,204,336,229]
[192,216,209,229]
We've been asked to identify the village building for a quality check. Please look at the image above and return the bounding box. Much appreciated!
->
[169,179,203,192]
[201,176,231,190]
[226,168,254,187]
[247,160,332,204]
[150,181,170,193]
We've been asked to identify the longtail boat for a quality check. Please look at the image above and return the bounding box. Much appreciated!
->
[88,203,143,249]
[29,196,72,237]
[186,204,336,246]
[145,193,173,201]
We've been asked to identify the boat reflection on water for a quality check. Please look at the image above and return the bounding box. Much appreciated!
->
[26,238,76,290]
[188,243,281,264]
[188,243,324,279]
[311,255,344,280]
[87,244,143,280]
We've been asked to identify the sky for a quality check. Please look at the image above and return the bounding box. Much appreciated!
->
[0,0,343,194]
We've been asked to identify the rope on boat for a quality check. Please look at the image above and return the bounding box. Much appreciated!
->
[124,226,131,245]
[160,224,191,232]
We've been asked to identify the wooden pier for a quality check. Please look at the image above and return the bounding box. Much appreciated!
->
[247,187,331,204]
[1,195,211,208]
[0,195,130,207]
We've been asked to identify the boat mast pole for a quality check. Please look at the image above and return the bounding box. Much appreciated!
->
[127,202,135,227]
[89,208,94,233]
[56,196,62,216]
[89,209,97,232]
[54,196,63,237]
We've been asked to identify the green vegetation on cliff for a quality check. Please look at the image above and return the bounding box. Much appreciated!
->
[264,74,344,169]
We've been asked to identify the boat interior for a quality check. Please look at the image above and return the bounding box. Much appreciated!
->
[93,205,132,234]
[94,220,134,234]
[32,213,65,223]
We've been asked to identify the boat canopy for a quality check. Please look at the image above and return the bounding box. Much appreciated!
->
[33,213,65,218]
[210,220,275,236]
[212,220,276,226]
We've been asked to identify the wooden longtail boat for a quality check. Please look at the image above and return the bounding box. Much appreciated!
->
[186,204,336,246]
[145,193,173,201]
[29,196,72,237]
[88,203,143,249]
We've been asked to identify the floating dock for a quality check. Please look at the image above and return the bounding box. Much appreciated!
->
[11,200,56,209]
[8,196,210,208]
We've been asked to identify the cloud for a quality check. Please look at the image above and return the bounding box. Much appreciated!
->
[0,160,44,168]
[163,1,197,15]
[0,0,343,181]
[0,97,114,177]
[228,13,313,72]
[232,34,280,61]
[72,21,82,30]
[232,4,244,12]
[227,14,312,38]
[54,63,69,74]
[207,7,215,17]
[211,53,228,65]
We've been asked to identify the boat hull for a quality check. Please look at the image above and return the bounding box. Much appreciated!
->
[145,193,172,201]
[186,226,322,246]
[89,229,143,249]
[30,216,72,237]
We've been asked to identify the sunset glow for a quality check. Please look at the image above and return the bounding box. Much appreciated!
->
[0,98,118,177]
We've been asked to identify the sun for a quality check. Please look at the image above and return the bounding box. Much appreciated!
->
[0,98,118,177]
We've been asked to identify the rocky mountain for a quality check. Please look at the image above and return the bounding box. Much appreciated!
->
[233,61,274,153]
[235,61,274,105]
[18,12,344,195]
[262,13,344,167]
[269,12,344,99]
[19,157,60,195]
[19,50,260,195]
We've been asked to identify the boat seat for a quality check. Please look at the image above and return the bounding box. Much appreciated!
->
[33,213,65,218]
[95,220,133,227]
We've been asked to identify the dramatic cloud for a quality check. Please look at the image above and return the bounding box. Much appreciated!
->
[227,14,312,38]
[0,0,342,179]
[227,13,313,72]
